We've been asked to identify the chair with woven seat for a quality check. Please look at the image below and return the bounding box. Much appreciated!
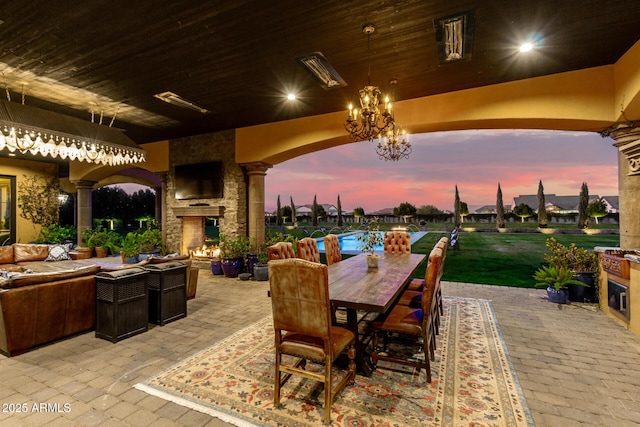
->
[296,237,320,263]
[267,241,295,261]
[370,249,442,384]
[383,230,411,254]
[323,234,342,266]
[268,258,356,424]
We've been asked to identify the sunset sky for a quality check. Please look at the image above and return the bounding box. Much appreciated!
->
[264,129,619,214]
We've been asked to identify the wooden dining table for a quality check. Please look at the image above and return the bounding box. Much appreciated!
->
[328,252,426,376]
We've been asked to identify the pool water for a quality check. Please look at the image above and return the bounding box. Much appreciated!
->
[316,231,427,255]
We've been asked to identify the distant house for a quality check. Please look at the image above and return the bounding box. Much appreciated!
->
[600,196,619,213]
[474,204,512,214]
[370,207,395,216]
[296,205,313,216]
[296,203,339,217]
[513,194,601,213]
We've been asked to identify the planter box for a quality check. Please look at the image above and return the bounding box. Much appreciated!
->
[95,268,148,343]
[144,262,187,326]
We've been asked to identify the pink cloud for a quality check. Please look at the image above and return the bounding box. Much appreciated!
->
[265,130,618,213]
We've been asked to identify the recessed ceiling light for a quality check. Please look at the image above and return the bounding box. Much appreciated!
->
[287,93,296,101]
[519,42,534,53]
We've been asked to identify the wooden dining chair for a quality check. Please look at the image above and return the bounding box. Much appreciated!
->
[267,241,295,261]
[268,258,356,424]
[405,237,448,320]
[383,230,411,254]
[408,236,448,291]
[296,237,320,263]
[323,234,342,266]
[370,250,442,384]
[398,246,444,335]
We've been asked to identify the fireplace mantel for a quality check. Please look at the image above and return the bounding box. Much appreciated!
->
[174,206,225,217]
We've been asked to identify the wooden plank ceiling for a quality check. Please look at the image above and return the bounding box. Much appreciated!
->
[0,0,639,144]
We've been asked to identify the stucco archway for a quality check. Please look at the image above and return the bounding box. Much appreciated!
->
[236,41,640,248]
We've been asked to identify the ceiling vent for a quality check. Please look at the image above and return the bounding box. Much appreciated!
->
[433,10,475,64]
[295,52,347,90]
[154,91,208,114]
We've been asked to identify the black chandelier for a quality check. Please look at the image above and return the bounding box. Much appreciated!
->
[344,24,394,142]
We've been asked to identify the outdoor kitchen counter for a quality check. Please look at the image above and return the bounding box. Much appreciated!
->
[596,247,640,337]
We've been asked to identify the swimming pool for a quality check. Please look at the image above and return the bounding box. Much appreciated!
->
[316,231,427,255]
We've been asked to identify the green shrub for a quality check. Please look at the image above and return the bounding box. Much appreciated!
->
[36,224,77,244]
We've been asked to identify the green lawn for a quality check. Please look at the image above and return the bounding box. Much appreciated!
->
[411,232,620,288]
[268,222,620,288]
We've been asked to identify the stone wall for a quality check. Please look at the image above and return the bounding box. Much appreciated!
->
[164,130,247,254]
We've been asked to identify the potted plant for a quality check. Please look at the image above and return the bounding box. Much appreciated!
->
[543,237,599,302]
[533,265,588,304]
[105,230,122,256]
[219,234,251,278]
[253,248,269,281]
[356,218,384,268]
[119,232,140,264]
[85,228,114,258]
[137,228,162,260]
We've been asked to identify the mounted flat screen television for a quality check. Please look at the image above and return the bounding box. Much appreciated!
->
[174,162,224,200]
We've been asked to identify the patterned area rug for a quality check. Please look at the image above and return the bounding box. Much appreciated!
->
[135,297,534,427]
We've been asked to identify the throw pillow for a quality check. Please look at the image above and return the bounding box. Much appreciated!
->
[45,244,72,262]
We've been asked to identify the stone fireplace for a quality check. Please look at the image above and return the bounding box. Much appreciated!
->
[174,206,225,255]
[161,130,247,255]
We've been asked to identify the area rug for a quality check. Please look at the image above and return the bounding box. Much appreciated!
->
[135,297,534,427]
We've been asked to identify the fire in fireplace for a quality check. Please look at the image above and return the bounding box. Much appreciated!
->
[191,244,220,259]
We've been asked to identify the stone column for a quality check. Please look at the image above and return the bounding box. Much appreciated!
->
[601,124,640,249]
[72,180,96,246]
[243,162,272,250]
[156,172,167,245]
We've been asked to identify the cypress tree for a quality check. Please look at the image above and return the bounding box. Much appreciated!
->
[578,182,589,228]
[537,180,548,227]
[290,196,297,227]
[496,183,505,228]
[312,195,318,227]
[454,185,461,228]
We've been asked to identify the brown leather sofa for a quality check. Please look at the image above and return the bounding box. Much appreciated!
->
[0,264,100,356]
[0,243,93,272]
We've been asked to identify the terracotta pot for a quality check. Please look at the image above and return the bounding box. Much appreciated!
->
[95,247,109,258]
[74,247,93,259]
